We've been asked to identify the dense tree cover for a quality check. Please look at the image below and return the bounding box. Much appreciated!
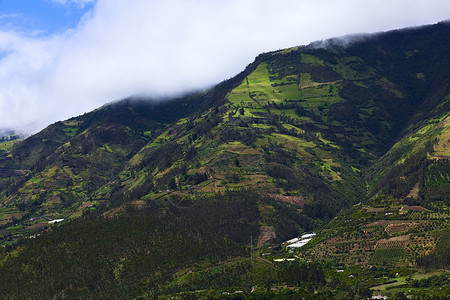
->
[0,217,378,300]
[422,160,450,205]
[371,146,450,208]
[137,190,310,244]
[3,22,448,229]
[0,214,246,299]
[0,189,354,299]
[279,262,325,286]
[0,21,449,299]
[417,228,450,269]
[171,190,261,244]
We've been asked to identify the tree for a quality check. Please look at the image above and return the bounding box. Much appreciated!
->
[168,177,177,190]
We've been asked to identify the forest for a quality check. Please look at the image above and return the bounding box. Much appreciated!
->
[0,21,448,299]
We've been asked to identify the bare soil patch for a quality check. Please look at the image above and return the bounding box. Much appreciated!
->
[131,200,147,209]
[385,222,419,234]
[401,205,427,212]
[80,201,93,209]
[363,220,404,228]
[378,234,411,244]
[26,223,47,230]
[258,226,276,246]
[298,80,342,90]
[268,193,304,208]
[438,117,449,128]
[226,145,262,155]
[366,207,385,212]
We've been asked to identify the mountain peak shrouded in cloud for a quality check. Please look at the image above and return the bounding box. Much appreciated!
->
[0,0,449,134]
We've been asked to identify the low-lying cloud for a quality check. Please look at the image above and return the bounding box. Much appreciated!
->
[0,0,449,134]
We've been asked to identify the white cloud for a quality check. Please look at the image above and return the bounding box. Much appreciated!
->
[0,0,449,133]
[47,0,96,8]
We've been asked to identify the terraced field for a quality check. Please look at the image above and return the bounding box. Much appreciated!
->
[301,201,450,266]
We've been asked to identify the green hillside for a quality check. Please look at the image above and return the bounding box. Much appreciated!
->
[0,21,449,298]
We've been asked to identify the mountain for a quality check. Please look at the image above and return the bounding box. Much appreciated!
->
[302,112,450,263]
[0,21,449,298]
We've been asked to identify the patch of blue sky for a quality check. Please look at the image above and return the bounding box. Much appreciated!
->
[0,0,96,36]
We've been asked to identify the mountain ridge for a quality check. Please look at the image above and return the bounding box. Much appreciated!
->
[0,21,449,298]
[1,20,449,239]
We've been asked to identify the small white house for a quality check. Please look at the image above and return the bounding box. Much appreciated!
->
[286,237,300,244]
[285,232,316,248]
[48,219,64,224]
[287,238,312,248]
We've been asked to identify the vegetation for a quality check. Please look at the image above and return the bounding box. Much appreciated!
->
[0,21,449,298]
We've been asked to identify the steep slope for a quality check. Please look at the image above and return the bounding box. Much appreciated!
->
[0,21,449,298]
[299,21,450,267]
[302,110,450,266]
[1,22,449,244]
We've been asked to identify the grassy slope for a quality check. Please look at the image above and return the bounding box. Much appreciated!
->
[296,22,450,272]
[0,21,449,298]
[1,23,449,246]
[300,108,450,268]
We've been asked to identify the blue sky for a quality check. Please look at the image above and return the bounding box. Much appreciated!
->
[0,0,448,134]
[0,0,95,35]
